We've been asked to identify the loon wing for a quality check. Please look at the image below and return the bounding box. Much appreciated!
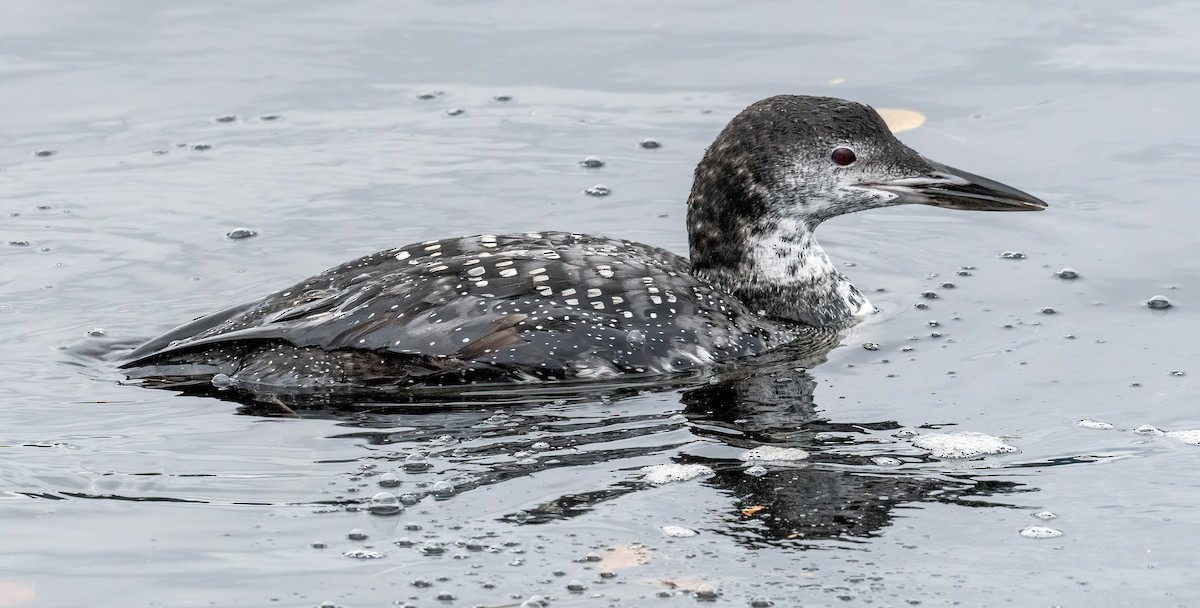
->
[122,232,787,378]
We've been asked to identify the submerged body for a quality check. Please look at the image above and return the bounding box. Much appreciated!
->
[123,95,1046,396]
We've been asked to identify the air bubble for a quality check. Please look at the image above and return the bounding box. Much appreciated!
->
[584,184,611,197]
[421,541,447,554]
[347,528,368,541]
[626,329,646,350]
[431,480,456,499]
[694,584,720,600]
[378,472,401,487]
[211,373,235,389]
[226,228,258,239]
[403,452,431,471]
[579,156,604,168]
[1146,295,1172,310]
[1000,251,1026,259]
[367,492,402,515]
[639,138,661,149]
[1056,268,1079,279]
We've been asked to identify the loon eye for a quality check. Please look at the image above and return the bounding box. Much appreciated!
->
[830,147,857,166]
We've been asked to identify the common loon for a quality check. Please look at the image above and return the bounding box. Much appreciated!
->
[122,95,1046,394]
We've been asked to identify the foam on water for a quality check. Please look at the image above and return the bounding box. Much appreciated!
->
[738,446,810,462]
[911,432,1018,459]
[640,463,715,485]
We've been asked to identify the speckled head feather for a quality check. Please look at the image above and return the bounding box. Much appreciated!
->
[687,95,1044,326]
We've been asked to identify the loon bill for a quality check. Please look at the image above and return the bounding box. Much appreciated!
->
[122,95,1047,394]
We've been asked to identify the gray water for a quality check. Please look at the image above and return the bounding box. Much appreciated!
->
[4,1,1200,606]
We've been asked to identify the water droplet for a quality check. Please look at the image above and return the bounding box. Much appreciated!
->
[226,228,258,239]
[694,584,720,600]
[367,491,402,515]
[431,480,456,500]
[403,452,431,472]
[639,138,661,149]
[378,472,401,487]
[626,329,646,350]
[1056,268,1079,279]
[584,184,610,197]
[1147,295,1172,310]
[579,156,604,168]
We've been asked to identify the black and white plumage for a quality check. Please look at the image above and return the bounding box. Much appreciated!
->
[122,95,1046,396]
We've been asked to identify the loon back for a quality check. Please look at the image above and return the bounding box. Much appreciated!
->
[123,232,826,391]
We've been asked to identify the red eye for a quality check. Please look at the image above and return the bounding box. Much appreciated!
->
[831,147,857,166]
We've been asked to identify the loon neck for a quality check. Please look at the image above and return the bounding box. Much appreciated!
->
[691,216,871,327]
[686,156,870,327]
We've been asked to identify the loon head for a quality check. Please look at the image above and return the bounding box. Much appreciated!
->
[687,95,1047,326]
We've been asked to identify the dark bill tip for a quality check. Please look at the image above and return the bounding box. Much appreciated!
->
[859,160,1048,212]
